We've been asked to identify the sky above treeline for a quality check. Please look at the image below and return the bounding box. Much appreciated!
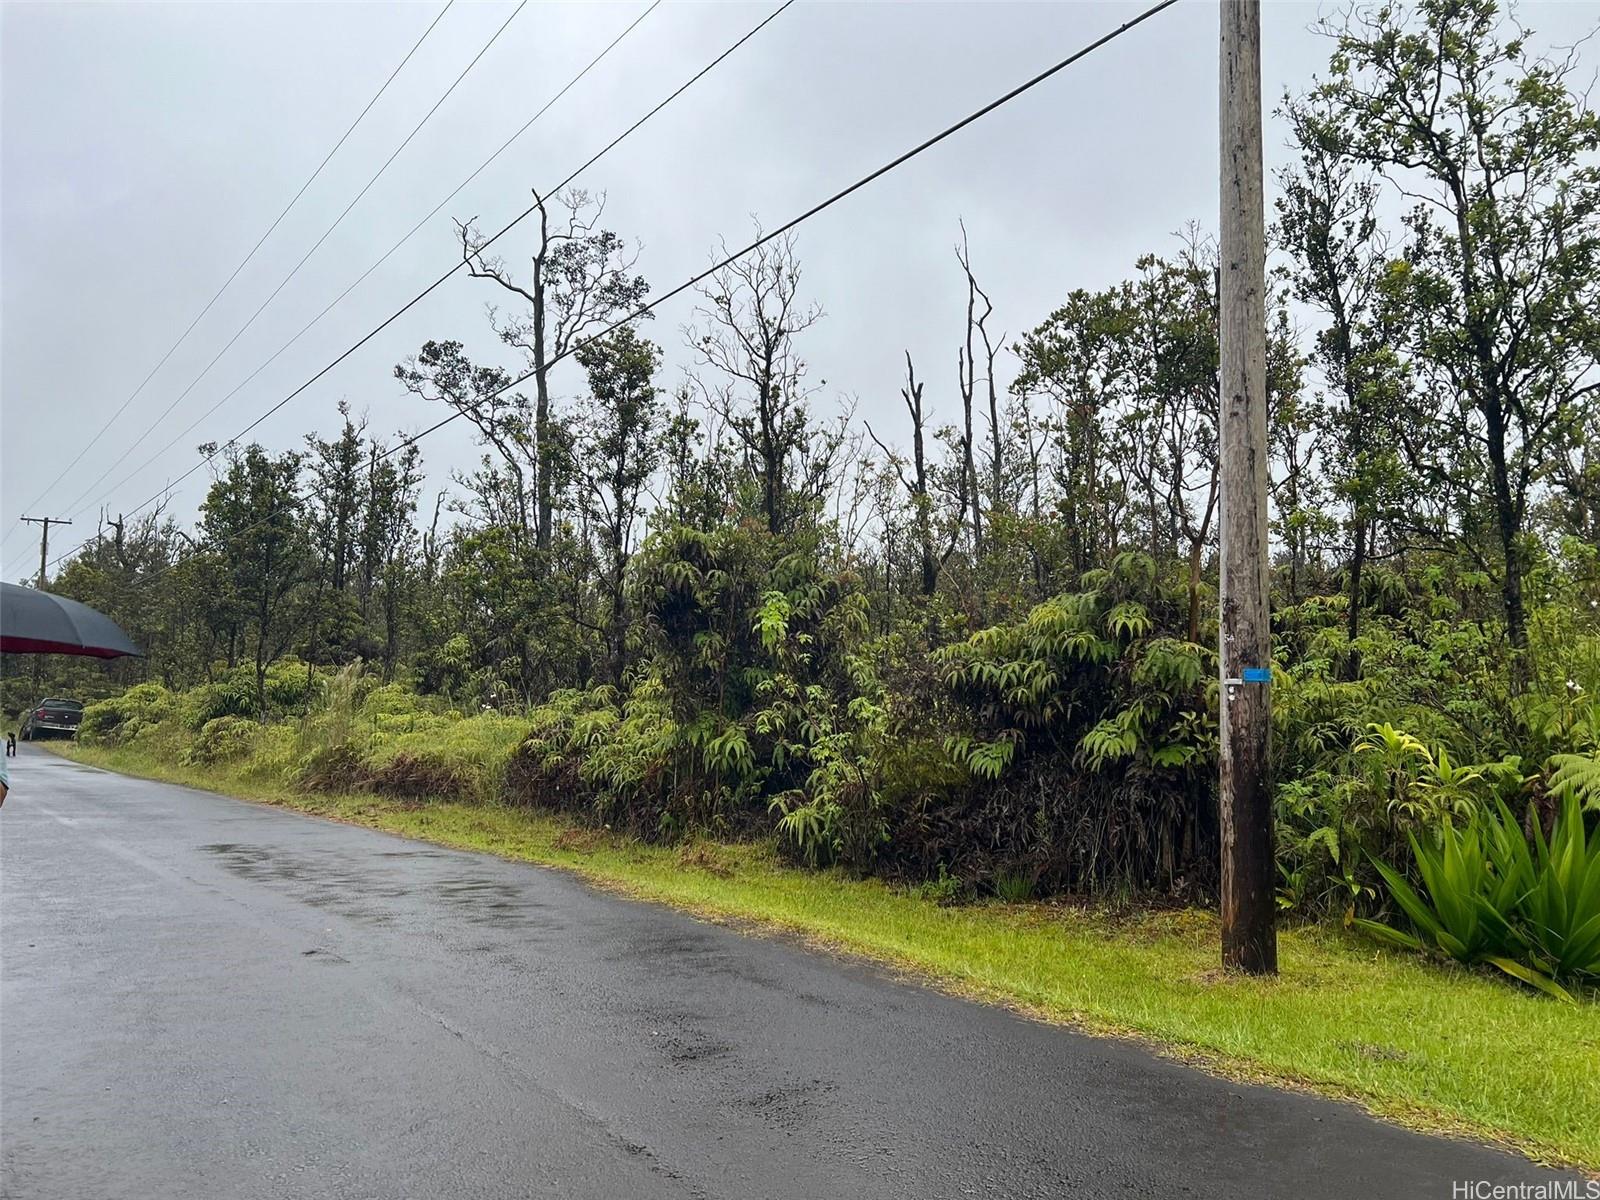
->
[3,0,1597,578]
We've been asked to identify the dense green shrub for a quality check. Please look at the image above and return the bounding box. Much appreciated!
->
[61,541,1600,986]
[361,713,524,804]
[295,743,367,793]
[80,683,175,745]
[1270,562,1600,917]
[181,716,259,766]
[506,523,873,838]
[177,659,321,730]
[877,552,1219,894]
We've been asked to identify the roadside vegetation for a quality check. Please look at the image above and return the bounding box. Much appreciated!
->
[9,0,1600,1166]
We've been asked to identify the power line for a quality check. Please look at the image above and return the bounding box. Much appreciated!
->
[55,0,672,548]
[47,0,530,530]
[102,0,1186,591]
[44,0,790,576]
[391,0,1186,452]
[2,1,455,554]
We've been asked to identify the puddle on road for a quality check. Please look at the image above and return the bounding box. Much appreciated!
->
[198,842,550,932]
[428,876,550,928]
[604,927,788,993]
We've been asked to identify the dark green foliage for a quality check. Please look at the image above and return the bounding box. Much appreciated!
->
[992,868,1036,904]
[1519,792,1600,984]
[178,660,319,729]
[900,553,1218,894]
[505,521,876,850]
[1269,556,1600,919]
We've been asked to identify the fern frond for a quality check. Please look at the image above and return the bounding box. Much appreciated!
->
[1548,753,1600,811]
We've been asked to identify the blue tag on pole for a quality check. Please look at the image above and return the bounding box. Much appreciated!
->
[1241,667,1272,684]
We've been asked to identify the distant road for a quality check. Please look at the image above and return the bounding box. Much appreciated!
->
[0,749,1571,1199]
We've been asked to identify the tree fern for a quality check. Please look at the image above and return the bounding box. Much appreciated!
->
[1548,753,1600,812]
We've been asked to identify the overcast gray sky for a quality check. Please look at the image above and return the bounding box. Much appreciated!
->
[3,0,1596,578]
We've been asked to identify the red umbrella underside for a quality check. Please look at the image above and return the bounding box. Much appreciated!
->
[0,635,131,659]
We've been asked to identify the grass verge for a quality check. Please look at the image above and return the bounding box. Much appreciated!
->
[51,740,1600,1171]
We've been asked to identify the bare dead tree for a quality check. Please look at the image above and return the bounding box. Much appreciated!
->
[956,239,983,555]
[829,412,880,565]
[456,189,648,552]
[956,223,1004,524]
[688,228,824,536]
[867,353,947,595]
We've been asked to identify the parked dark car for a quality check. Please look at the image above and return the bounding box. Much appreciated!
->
[19,698,85,741]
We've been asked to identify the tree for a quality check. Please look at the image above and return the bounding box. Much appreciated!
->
[1125,246,1223,644]
[1310,0,1600,676]
[656,386,736,532]
[304,404,369,667]
[1553,425,1600,550]
[197,444,310,713]
[1264,318,1327,608]
[395,341,532,544]
[305,404,366,594]
[1012,285,1126,577]
[956,224,999,553]
[457,190,649,551]
[574,326,663,683]
[362,437,424,680]
[1016,246,1219,633]
[689,230,832,537]
[48,509,189,689]
[953,224,1004,550]
[1276,95,1407,640]
[866,352,962,597]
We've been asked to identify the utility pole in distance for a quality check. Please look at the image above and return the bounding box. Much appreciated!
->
[20,515,72,591]
[20,515,72,692]
[1218,0,1277,974]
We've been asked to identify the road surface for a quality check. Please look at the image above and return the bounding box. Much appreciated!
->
[0,748,1573,1198]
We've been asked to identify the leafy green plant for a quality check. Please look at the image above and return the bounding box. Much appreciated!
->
[181,716,260,766]
[1351,721,1515,825]
[915,865,968,907]
[769,792,839,867]
[1514,790,1600,984]
[943,734,1016,780]
[79,683,175,745]
[928,554,1221,894]
[1357,794,1600,1001]
[1548,754,1600,812]
[1353,808,1555,995]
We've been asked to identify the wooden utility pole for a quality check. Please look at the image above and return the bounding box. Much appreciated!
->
[19,515,71,591]
[20,515,72,692]
[1218,0,1277,974]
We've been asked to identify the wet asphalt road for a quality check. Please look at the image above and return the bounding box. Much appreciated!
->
[0,748,1574,1199]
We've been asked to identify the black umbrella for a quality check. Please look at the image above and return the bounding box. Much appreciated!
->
[0,582,141,659]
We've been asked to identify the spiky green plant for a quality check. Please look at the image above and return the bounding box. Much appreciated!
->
[1514,790,1600,984]
[1354,806,1568,1000]
[1358,793,1600,1001]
